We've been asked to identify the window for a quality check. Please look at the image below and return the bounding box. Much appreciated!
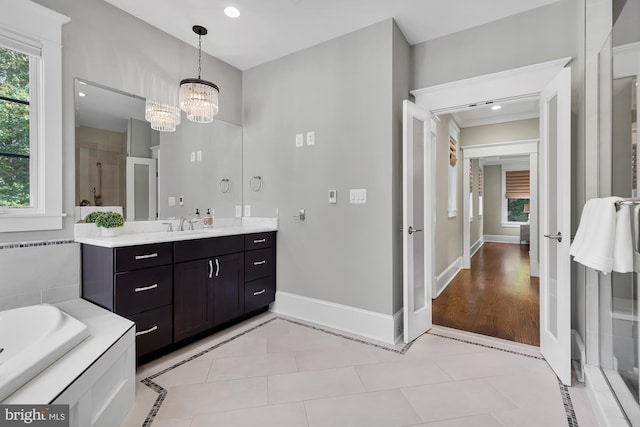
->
[0,42,38,208]
[0,2,68,232]
[501,165,530,226]
[478,166,483,217]
[447,121,460,218]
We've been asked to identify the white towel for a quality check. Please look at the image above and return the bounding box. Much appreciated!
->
[569,197,634,273]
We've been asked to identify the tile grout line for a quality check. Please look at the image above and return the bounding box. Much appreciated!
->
[426,330,579,427]
[138,316,411,425]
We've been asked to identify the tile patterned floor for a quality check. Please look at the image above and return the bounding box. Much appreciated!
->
[121,313,600,427]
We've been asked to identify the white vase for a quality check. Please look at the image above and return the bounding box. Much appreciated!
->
[100,227,119,237]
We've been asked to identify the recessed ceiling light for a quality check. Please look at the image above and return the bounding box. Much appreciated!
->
[491,105,502,111]
[78,92,86,97]
[224,6,240,18]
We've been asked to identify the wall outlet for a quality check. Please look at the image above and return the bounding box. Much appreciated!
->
[197,150,202,161]
[306,131,315,145]
[235,205,242,217]
[190,152,195,162]
[168,196,176,207]
[295,133,304,148]
[244,205,251,217]
[328,189,337,204]
[179,196,184,206]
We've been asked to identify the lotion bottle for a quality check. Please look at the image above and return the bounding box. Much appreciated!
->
[204,208,213,228]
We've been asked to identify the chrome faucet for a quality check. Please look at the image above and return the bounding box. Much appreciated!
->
[162,222,173,232]
[179,216,187,231]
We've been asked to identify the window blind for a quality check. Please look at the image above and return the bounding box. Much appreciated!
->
[478,168,483,196]
[449,137,457,167]
[469,161,473,193]
[505,170,530,199]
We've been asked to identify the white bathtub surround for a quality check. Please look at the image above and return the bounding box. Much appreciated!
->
[3,299,135,427]
[0,242,80,311]
[74,217,278,248]
[0,304,89,401]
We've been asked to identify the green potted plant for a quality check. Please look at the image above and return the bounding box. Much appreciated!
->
[83,211,102,224]
[94,211,125,237]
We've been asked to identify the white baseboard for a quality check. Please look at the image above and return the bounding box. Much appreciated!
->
[270,291,400,345]
[483,234,520,244]
[470,238,484,258]
[435,256,463,298]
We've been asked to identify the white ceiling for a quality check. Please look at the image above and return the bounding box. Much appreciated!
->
[104,0,561,71]
[451,98,540,128]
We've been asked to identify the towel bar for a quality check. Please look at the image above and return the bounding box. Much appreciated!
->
[615,199,640,207]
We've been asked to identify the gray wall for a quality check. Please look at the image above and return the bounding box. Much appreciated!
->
[242,19,408,315]
[411,0,578,89]
[435,115,463,275]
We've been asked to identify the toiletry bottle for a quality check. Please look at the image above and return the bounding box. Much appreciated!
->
[204,208,213,228]
[194,208,201,219]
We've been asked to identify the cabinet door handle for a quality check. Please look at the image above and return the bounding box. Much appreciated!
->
[253,260,266,266]
[215,258,220,277]
[208,260,213,279]
[134,284,158,292]
[253,289,266,296]
[136,325,158,336]
[135,253,158,260]
[253,239,266,244]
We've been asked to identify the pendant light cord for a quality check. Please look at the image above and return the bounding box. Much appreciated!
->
[198,34,202,79]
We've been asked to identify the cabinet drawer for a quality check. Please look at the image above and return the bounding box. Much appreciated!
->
[244,277,275,313]
[115,243,173,272]
[245,232,273,251]
[115,265,172,316]
[244,248,274,282]
[174,235,244,263]
[127,305,172,358]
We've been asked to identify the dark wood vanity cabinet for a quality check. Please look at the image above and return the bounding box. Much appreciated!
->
[81,231,276,361]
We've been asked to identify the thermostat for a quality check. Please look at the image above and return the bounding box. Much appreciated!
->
[328,190,337,204]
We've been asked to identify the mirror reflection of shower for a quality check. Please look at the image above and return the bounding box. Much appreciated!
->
[93,162,103,206]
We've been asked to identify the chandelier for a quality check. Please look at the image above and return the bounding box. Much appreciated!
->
[145,100,181,132]
[179,25,219,123]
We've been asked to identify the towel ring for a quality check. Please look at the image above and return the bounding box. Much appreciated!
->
[219,178,230,194]
[250,176,263,192]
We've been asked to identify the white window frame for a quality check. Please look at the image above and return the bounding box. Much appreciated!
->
[501,161,530,227]
[0,1,69,232]
[447,120,460,218]
[478,164,483,218]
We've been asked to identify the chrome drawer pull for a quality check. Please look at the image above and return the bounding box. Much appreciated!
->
[209,260,213,279]
[134,284,158,292]
[136,325,158,336]
[253,289,266,296]
[135,253,158,260]
[253,239,266,244]
[253,260,266,266]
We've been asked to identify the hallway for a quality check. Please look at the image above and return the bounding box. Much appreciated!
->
[433,242,540,346]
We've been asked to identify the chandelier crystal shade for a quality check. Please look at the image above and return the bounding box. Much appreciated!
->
[179,25,219,123]
[145,100,181,132]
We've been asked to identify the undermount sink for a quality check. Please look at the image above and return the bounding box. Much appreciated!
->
[175,229,208,235]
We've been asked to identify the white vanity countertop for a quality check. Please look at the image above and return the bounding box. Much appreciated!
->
[74,217,278,248]
[3,299,134,404]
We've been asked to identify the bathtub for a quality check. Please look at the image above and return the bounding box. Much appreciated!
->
[0,304,89,401]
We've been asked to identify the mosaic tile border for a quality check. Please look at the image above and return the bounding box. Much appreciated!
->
[427,330,579,427]
[0,239,75,250]
[139,317,577,426]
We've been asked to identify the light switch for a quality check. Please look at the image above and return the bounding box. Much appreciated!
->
[190,152,195,162]
[244,205,251,217]
[168,196,176,207]
[306,131,315,146]
[295,133,304,148]
[235,205,242,217]
[350,189,367,204]
[197,151,202,161]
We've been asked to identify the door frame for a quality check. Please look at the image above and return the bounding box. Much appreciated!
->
[461,140,539,276]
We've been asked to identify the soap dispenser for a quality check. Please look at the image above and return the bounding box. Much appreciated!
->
[194,208,201,219]
[204,208,214,228]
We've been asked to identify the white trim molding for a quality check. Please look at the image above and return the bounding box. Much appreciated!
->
[483,234,520,244]
[434,256,463,298]
[270,291,400,345]
[470,237,484,258]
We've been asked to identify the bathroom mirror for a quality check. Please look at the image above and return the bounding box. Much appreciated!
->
[74,79,243,221]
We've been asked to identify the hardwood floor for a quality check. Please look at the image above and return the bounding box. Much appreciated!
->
[432,242,540,346]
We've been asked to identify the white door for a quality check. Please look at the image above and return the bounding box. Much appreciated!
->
[126,157,157,221]
[403,100,433,343]
[539,67,572,385]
